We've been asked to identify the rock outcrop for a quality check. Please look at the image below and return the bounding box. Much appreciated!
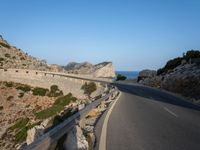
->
[138,50,200,101]
[0,35,63,72]
[63,125,89,150]
[64,62,115,78]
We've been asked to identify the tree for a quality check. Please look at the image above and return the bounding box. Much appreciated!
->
[81,82,97,98]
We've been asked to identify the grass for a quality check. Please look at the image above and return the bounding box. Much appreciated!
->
[35,93,77,119]
[9,118,29,131]
[8,117,41,143]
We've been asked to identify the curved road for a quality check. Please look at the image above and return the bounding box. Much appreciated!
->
[103,84,200,150]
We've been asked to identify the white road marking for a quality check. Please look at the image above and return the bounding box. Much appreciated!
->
[99,92,121,150]
[164,107,178,117]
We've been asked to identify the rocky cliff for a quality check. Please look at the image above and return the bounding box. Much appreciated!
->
[0,35,115,78]
[138,50,200,102]
[64,61,115,78]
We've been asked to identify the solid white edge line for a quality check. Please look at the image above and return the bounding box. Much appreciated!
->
[164,107,178,117]
[98,92,122,150]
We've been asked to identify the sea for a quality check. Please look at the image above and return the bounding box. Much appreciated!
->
[115,71,139,79]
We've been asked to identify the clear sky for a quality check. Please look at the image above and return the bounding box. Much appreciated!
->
[0,0,200,71]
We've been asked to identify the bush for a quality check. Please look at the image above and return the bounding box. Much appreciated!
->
[185,50,200,60]
[35,93,77,119]
[4,53,11,58]
[116,74,127,81]
[16,85,31,92]
[81,82,97,98]
[0,42,11,48]
[32,87,49,96]
[0,106,3,110]
[0,57,4,62]
[48,85,63,97]
[4,81,13,87]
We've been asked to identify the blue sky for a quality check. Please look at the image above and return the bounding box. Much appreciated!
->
[0,0,200,71]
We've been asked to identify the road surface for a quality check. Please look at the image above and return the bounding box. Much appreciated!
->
[100,84,200,150]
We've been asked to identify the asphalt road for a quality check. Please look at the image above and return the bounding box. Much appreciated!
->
[105,84,200,150]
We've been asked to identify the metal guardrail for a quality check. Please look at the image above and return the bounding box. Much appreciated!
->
[24,92,112,150]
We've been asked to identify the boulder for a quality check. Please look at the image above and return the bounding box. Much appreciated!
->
[63,125,88,150]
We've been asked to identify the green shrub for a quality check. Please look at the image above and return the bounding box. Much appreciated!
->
[185,50,200,60]
[32,87,49,96]
[4,81,13,87]
[16,85,31,92]
[116,74,127,81]
[81,82,97,98]
[0,42,11,48]
[35,93,77,119]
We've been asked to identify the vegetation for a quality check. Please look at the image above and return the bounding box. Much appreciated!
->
[52,108,78,126]
[16,85,31,92]
[4,53,11,58]
[4,81,13,87]
[116,74,127,81]
[47,85,63,97]
[157,50,200,75]
[0,42,11,48]
[35,93,77,119]
[81,82,97,98]
[8,117,40,143]
[9,118,29,131]
[32,87,49,96]
[0,57,5,62]
[0,106,3,110]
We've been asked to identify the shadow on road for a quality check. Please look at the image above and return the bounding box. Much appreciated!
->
[114,83,200,111]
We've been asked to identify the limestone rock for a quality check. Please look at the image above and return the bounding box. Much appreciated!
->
[63,61,115,78]
[63,125,88,150]
[93,62,115,78]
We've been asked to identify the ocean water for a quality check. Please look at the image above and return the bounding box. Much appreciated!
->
[115,71,139,79]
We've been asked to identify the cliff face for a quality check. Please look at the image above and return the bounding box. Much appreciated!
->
[138,51,200,101]
[64,62,115,78]
[0,35,64,72]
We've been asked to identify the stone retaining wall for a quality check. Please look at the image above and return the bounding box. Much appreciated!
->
[0,69,104,99]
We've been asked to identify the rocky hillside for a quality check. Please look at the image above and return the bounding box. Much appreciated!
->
[0,35,64,72]
[64,61,115,78]
[0,35,115,77]
[138,50,200,102]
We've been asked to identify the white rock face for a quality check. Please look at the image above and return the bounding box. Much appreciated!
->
[26,125,44,145]
[64,62,115,78]
[26,118,52,145]
[64,125,88,150]
[93,62,115,78]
